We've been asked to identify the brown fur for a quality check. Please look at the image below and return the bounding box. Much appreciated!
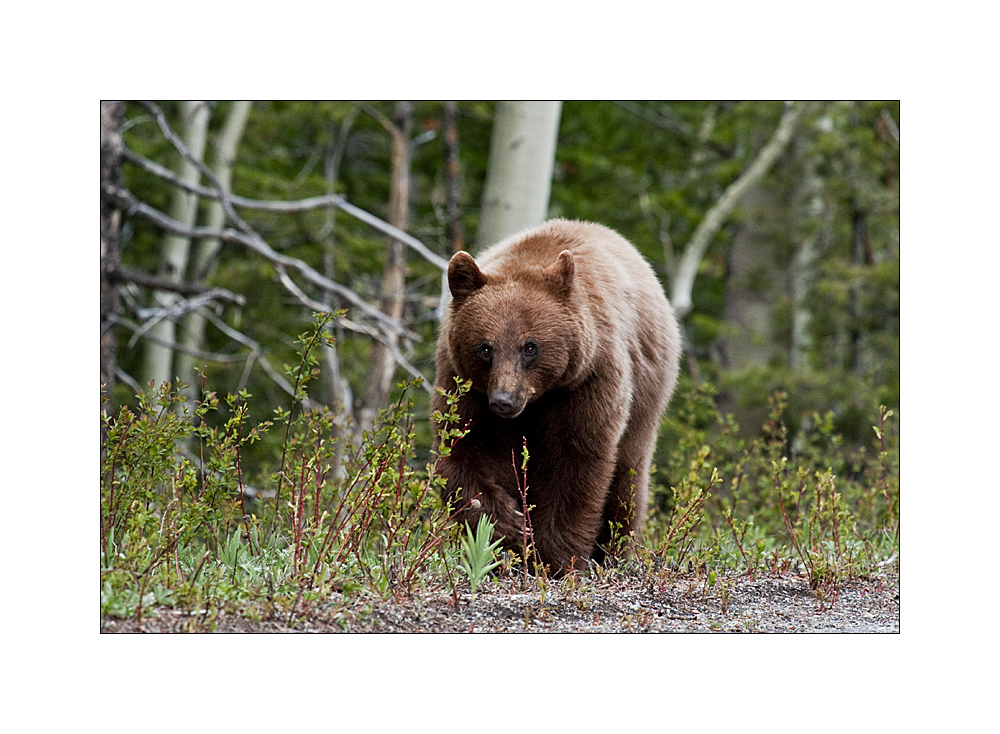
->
[432,219,681,574]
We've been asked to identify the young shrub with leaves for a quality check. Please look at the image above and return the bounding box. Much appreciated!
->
[647,381,899,589]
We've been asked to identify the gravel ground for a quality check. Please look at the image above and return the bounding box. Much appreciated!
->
[101,569,899,633]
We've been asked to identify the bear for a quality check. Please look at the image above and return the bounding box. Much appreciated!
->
[431,219,681,575]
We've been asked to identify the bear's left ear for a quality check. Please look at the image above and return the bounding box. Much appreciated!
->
[448,251,487,305]
[543,249,575,298]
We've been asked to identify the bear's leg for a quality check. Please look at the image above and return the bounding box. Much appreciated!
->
[529,453,616,574]
[439,437,527,547]
[593,399,663,564]
[526,382,631,574]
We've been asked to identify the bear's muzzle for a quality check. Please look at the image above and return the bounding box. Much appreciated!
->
[488,390,522,418]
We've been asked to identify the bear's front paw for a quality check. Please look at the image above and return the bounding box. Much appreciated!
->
[486,495,528,541]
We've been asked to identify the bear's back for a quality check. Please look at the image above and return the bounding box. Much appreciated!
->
[476,219,672,343]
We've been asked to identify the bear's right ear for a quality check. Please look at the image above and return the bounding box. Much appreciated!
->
[542,249,575,298]
[448,251,487,305]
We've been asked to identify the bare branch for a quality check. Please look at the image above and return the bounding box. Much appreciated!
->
[114,366,144,396]
[102,183,416,340]
[136,290,231,324]
[121,143,448,271]
[109,264,246,305]
[119,102,434,397]
[353,101,396,135]
[198,309,314,406]
[117,304,319,408]
[275,268,431,392]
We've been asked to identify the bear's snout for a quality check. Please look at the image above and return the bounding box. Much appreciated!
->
[488,391,521,418]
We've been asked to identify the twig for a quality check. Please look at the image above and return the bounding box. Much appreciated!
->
[130,290,239,343]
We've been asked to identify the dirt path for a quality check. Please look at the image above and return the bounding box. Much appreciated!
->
[101,571,899,633]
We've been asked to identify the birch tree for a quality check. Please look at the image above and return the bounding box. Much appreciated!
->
[176,101,252,404]
[142,101,211,389]
[476,101,562,248]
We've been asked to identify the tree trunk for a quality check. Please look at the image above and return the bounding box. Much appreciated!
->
[176,101,252,405]
[671,101,811,319]
[476,101,562,249]
[357,101,412,434]
[101,101,125,412]
[142,101,211,391]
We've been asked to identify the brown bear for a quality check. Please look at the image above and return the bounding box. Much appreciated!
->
[431,219,681,574]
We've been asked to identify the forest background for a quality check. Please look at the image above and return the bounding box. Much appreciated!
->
[101,100,899,463]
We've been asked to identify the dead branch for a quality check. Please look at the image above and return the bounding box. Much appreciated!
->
[109,264,246,305]
[102,182,415,340]
[121,144,448,272]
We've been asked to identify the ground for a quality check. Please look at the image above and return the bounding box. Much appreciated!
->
[100,569,899,633]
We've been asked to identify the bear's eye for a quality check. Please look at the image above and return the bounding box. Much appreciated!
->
[521,341,539,367]
[477,344,492,362]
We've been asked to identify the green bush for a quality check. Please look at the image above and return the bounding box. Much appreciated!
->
[101,315,899,625]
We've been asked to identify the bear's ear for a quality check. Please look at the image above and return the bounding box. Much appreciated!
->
[543,249,575,298]
[448,251,487,304]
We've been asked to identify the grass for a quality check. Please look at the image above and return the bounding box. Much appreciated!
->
[100,313,899,630]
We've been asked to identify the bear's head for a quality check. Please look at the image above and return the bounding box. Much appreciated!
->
[446,249,580,419]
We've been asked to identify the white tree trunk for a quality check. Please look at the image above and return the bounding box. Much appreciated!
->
[670,101,811,319]
[176,101,252,403]
[476,101,562,249]
[142,100,211,390]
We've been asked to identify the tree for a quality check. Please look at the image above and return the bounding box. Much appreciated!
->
[108,100,445,446]
[670,101,812,319]
[100,101,125,406]
[476,101,562,248]
[141,101,211,390]
[357,101,414,434]
[176,101,252,405]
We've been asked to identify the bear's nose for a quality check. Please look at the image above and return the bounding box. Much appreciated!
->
[489,391,517,416]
